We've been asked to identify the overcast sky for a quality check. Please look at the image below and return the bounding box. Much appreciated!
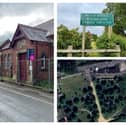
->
[58,3,106,36]
[0,3,53,42]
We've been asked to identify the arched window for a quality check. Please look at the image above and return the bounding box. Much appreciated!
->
[8,54,12,69]
[5,54,8,69]
[41,53,46,70]
[7,54,9,69]
[0,54,1,66]
[1,54,3,66]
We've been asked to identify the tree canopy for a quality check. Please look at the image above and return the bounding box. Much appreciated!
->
[103,3,126,36]
[57,24,97,50]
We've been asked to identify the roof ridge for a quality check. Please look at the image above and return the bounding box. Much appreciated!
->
[40,18,53,24]
[18,24,48,32]
[36,18,53,27]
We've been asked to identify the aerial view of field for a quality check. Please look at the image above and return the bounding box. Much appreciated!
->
[57,60,126,122]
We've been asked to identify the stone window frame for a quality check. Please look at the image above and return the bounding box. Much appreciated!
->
[40,53,46,70]
[5,54,8,69]
[7,54,12,69]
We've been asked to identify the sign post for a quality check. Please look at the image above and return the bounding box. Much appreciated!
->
[82,26,86,56]
[27,49,35,83]
[29,60,33,83]
[108,26,112,39]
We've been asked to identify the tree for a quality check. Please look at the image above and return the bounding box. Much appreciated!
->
[103,3,126,36]
[57,24,95,50]
[58,60,77,74]
[57,24,82,49]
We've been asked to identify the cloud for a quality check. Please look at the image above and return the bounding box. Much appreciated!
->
[0,3,53,42]
[0,13,53,35]
[58,3,106,35]
[0,3,53,17]
[0,32,12,43]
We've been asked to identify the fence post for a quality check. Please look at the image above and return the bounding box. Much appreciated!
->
[116,45,121,57]
[67,45,73,57]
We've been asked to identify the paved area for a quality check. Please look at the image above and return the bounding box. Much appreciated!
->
[0,82,53,122]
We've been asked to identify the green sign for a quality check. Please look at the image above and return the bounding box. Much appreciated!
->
[80,13,114,26]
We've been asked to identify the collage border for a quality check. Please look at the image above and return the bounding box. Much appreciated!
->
[0,0,126,124]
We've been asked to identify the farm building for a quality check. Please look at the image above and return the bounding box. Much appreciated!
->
[0,19,54,85]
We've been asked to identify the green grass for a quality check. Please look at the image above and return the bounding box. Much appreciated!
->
[59,74,92,122]
[0,76,15,81]
[34,80,54,91]
[59,73,126,122]
[77,110,90,122]
[60,75,88,99]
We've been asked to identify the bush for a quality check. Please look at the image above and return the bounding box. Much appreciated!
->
[96,33,117,56]
[96,33,126,56]
[111,33,126,56]
[96,33,116,49]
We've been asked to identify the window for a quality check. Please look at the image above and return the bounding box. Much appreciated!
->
[0,54,1,67]
[7,54,9,69]
[1,54,3,67]
[41,53,46,70]
[5,54,8,69]
[8,54,12,69]
[16,39,26,49]
[2,54,11,69]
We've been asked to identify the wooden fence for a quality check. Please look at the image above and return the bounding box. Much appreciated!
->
[57,45,121,57]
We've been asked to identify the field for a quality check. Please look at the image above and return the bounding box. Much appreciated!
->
[58,74,98,122]
[58,73,126,122]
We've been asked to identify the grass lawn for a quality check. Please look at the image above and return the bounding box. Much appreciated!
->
[34,80,54,91]
[59,72,126,122]
[77,109,90,122]
[60,74,88,99]
[59,74,91,122]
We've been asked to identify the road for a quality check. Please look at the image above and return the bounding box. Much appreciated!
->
[0,82,53,122]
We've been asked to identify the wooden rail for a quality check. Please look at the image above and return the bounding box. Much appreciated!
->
[58,45,121,57]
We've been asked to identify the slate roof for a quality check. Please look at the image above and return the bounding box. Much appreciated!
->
[19,24,49,42]
[36,19,54,37]
[2,42,10,50]
[0,39,11,50]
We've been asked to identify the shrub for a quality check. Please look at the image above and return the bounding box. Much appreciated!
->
[73,97,79,103]
[96,33,126,56]
[72,106,78,113]
[66,99,73,106]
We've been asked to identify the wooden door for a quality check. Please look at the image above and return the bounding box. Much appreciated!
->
[18,53,27,81]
